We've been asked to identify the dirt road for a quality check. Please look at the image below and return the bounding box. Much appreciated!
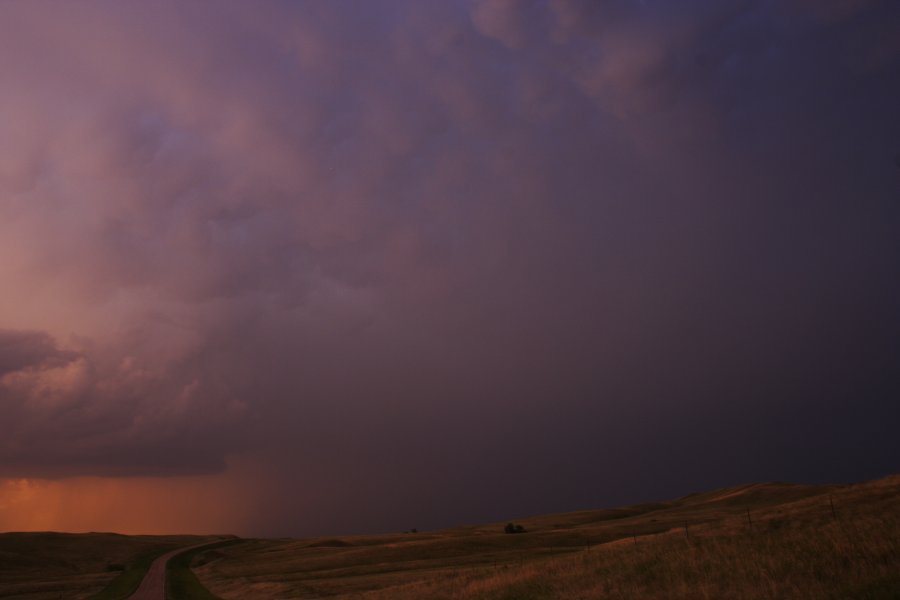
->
[127,542,221,600]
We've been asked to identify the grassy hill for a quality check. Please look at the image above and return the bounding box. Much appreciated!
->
[1,474,896,599]
[0,533,220,600]
[193,474,900,599]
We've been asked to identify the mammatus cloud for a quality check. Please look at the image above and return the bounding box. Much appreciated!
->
[0,0,898,534]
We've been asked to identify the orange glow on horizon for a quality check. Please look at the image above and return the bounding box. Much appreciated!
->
[0,461,264,535]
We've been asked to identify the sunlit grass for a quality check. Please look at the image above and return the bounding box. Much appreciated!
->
[195,475,900,599]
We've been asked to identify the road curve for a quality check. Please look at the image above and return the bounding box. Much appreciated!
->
[127,541,223,600]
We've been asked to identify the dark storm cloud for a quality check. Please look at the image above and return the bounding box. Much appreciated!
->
[0,330,71,376]
[0,324,247,478]
[0,0,898,533]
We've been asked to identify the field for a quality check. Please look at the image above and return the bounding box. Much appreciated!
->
[1,475,897,599]
[193,474,900,599]
[0,533,220,600]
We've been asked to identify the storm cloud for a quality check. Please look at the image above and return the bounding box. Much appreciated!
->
[1,0,899,535]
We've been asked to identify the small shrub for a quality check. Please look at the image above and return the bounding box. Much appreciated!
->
[504,523,527,534]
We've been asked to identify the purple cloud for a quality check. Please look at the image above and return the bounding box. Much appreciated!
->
[0,0,898,534]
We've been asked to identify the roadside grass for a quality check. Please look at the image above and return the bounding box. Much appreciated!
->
[87,546,175,600]
[195,474,900,599]
[167,539,244,600]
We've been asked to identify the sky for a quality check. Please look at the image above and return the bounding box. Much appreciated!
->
[1,0,899,537]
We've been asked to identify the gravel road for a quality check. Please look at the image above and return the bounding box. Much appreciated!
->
[127,542,222,600]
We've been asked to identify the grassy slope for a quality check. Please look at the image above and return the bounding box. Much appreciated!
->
[0,533,217,600]
[195,474,900,599]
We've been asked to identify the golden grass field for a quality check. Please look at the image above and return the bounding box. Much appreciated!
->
[0,533,219,600]
[193,474,900,599]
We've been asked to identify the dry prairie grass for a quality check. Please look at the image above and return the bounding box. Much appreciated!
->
[195,474,900,599]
